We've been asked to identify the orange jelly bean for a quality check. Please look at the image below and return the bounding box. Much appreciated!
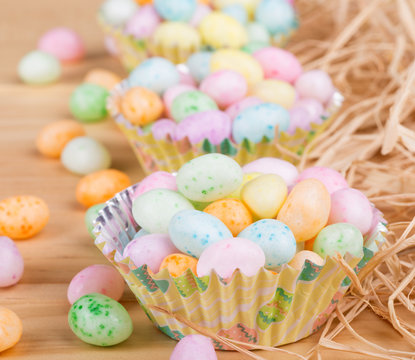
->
[304,236,316,251]
[76,169,131,207]
[0,196,49,240]
[204,198,253,236]
[120,87,164,126]
[0,306,23,352]
[159,253,198,277]
[36,120,85,158]
[84,68,122,91]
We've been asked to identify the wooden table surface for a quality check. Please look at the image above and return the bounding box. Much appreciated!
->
[0,1,413,359]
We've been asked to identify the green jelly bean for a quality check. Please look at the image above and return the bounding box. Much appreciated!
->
[171,90,218,123]
[85,203,106,238]
[68,293,133,347]
[241,42,269,54]
[313,223,363,259]
[70,84,109,123]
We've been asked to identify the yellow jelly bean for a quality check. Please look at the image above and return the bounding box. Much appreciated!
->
[250,79,296,109]
[199,12,248,49]
[277,179,331,242]
[204,198,253,236]
[211,49,264,86]
[241,174,287,219]
[288,250,324,270]
[228,172,261,199]
[0,306,23,352]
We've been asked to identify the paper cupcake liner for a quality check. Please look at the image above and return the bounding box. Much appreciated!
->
[93,184,387,349]
[107,79,344,175]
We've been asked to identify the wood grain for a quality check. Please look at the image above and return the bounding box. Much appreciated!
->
[0,0,413,358]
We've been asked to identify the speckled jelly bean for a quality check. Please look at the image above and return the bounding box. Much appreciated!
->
[225,96,262,120]
[232,103,290,143]
[176,153,243,202]
[67,265,125,304]
[0,306,23,352]
[328,188,373,234]
[171,90,218,123]
[246,22,270,44]
[68,293,133,346]
[313,223,363,259]
[129,57,180,95]
[0,195,49,240]
[151,119,177,140]
[84,68,122,91]
[0,236,24,287]
[288,250,324,270]
[296,166,348,194]
[163,84,195,117]
[124,5,161,39]
[170,334,217,360]
[70,84,109,123]
[154,0,197,21]
[133,171,177,199]
[18,50,61,85]
[241,174,287,219]
[295,70,335,104]
[204,199,252,236]
[85,203,105,238]
[200,70,248,109]
[100,0,138,26]
[239,219,296,268]
[250,79,296,108]
[277,179,331,242]
[159,253,198,277]
[169,209,232,258]
[132,189,194,233]
[255,0,296,36]
[186,51,212,83]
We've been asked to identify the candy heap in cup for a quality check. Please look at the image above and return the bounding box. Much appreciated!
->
[99,0,297,67]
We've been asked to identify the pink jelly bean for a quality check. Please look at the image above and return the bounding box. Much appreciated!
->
[253,47,302,84]
[189,4,212,27]
[151,119,178,141]
[295,98,325,124]
[199,70,248,109]
[328,188,373,234]
[176,110,232,145]
[197,237,265,278]
[38,27,85,63]
[170,335,217,360]
[0,236,24,287]
[67,264,125,304]
[123,234,178,273]
[178,65,197,86]
[225,96,262,120]
[124,5,161,39]
[133,171,177,198]
[295,70,335,104]
[287,107,312,135]
[163,84,196,116]
[296,166,348,194]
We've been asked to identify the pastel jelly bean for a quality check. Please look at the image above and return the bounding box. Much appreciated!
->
[120,87,164,126]
[176,153,243,202]
[212,0,260,17]
[170,335,217,360]
[151,119,177,140]
[242,41,268,54]
[296,166,348,194]
[68,293,133,346]
[328,188,373,234]
[18,50,61,85]
[253,47,302,83]
[134,171,177,199]
[242,157,299,186]
[241,174,287,219]
[199,12,247,49]
[228,172,261,199]
[239,219,296,267]
[132,189,194,233]
[295,70,335,104]
[176,110,231,145]
[0,306,23,352]
[222,4,248,24]
[0,237,24,287]
[186,51,212,83]
[287,107,313,134]
[85,203,106,238]
[36,120,85,158]
[159,253,198,277]
[277,179,331,242]
[70,84,109,123]
[163,84,195,116]
[76,169,131,207]
[232,103,290,143]
[84,69,122,91]
[288,250,324,270]
[225,96,262,120]
[129,57,180,95]
[295,98,325,123]
[67,264,125,304]
[249,79,296,108]
[154,0,197,21]
[169,210,232,258]
[38,27,85,63]
[123,233,178,272]
[177,65,197,86]
[0,196,49,240]
[197,237,265,278]
[171,91,218,122]
[124,5,161,39]
[200,70,248,109]
[204,199,252,236]
[61,137,111,175]
[210,49,264,86]
[246,22,270,44]
[100,0,138,26]
[255,0,296,35]
[189,4,212,27]
[313,223,364,259]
